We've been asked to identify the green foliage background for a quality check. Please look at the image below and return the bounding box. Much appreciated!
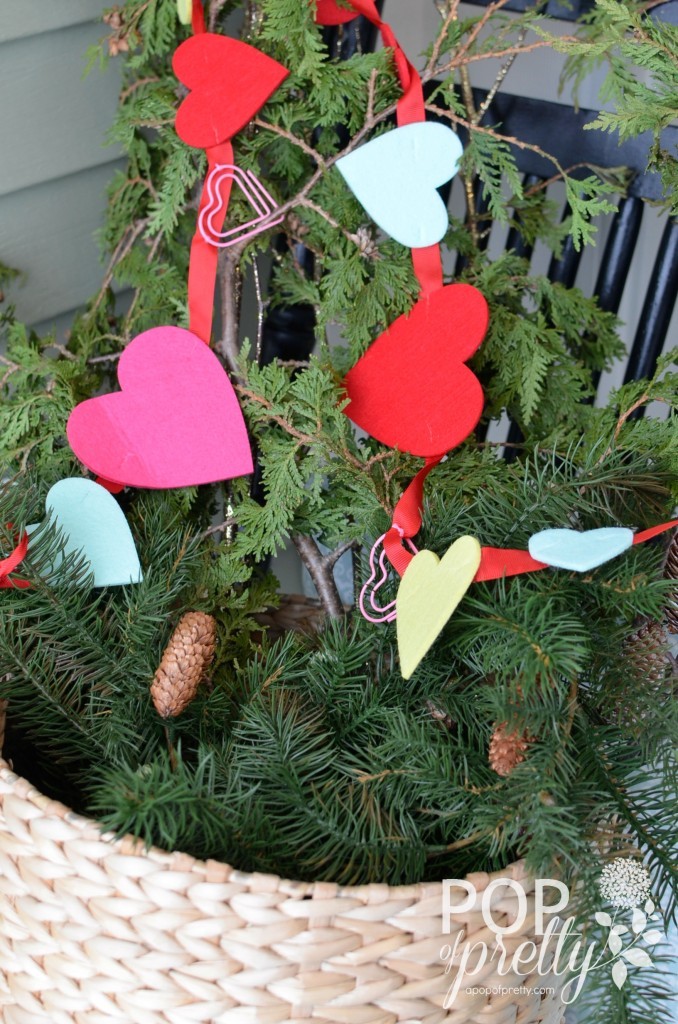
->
[0,3,676,1018]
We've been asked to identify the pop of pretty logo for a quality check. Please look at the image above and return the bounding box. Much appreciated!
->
[440,858,665,1006]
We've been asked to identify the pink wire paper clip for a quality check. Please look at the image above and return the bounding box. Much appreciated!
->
[198,163,284,248]
[359,531,418,624]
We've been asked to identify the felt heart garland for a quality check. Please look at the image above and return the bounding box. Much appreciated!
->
[27,479,143,588]
[336,122,463,248]
[67,7,289,497]
[327,4,678,680]
[67,327,253,489]
[343,284,488,457]
[8,0,677,684]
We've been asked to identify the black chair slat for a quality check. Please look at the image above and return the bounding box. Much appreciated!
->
[593,196,644,315]
[470,89,677,204]
[505,173,543,262]
[503,419,525,461]
[623,218,678,384]
[547,216,583,289]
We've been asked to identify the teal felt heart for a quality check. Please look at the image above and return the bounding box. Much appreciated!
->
[528,527,634,572]
[28,478,143,587]
[336,122,463,248]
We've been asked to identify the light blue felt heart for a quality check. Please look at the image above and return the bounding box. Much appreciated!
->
[336,122,463,248]
[28,478,143,587]
[528,527,634,572]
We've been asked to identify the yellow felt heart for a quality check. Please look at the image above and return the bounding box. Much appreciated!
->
[396,536,481,680]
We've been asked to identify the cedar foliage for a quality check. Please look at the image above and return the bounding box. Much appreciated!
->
[0,3,677,1019]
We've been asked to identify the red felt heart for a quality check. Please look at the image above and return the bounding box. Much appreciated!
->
[173,34,289,149]
[343,284,488,457]
[314,0,359,25]
[67,327,253,489]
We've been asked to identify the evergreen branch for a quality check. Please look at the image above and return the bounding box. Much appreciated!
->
[298,198,369,249]
[596,390,655,465]
[425,0,462,77]
[449,0,513,66]
[88,217,149,316]
[252,117,326,167]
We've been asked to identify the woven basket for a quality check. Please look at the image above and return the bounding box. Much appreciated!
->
[0,597,567,1024]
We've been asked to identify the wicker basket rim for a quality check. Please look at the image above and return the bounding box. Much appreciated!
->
[0,751,530,900]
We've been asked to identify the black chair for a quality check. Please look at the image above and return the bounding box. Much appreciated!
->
[449,0,678,448]
[261,1,677,436]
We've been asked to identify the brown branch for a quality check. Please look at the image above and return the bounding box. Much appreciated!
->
[202,517,237,539]
[452,38,573,69]
[426,1,462,77]
[324,539,358,569]
[293,534,344,618]
[596,392,658,465]
[124,231,163,338]
[88,218,149,316]
[365,68,379,125]
[474,26,528,123]
[450,0,513,66]
[215,246,246,377]
[119,76,160,104]
[209,0,231,32]
[0,355,20,389]
[298,198,367,249]
[252,118,326,167]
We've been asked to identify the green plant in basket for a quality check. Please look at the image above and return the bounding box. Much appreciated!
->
[0,2,676,1022]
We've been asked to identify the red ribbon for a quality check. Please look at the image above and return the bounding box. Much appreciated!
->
[334,1,444,294]
[188,140,234,343]
[385,492,678,581]
[0,531,30,589]
[191,0,206,34]
[383,456,443,575]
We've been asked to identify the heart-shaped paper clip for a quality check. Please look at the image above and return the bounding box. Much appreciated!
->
[198,164,284,248]
[359,531,417,624]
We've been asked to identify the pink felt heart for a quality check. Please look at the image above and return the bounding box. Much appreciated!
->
[173,34,289,150]
[343,284,488,457]
[67,327,253,489]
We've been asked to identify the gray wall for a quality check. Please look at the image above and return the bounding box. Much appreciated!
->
[0,1,123,334]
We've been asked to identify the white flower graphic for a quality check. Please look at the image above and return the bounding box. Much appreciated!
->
[599,858,652,909]
[593,858,665,990]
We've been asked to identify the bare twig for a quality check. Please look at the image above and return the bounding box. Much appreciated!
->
[293,534,345,618]
[202,517,237,539]
[475,26,528,123]
[595,392,665,465]
[252,118,326,167]
[0,355,20,389]
[124,231,163,337]
[119,75,160,104]
[299,198,368,249]
[49,343,76,362]
[88,218,149,316]
[426,0,461,76]
[252,258,266,364]
[365,68,379,125]
[215,246,246,377]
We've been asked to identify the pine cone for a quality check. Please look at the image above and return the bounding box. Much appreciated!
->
[489,722,532,777]
[663,530,678,633]
[623,619,670,686]
[151,612,217,718]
